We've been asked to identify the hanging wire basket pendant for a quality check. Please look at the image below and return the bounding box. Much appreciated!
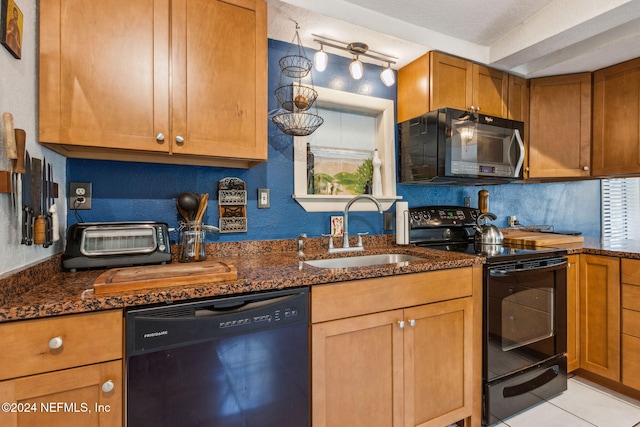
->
[272,112,324,137]
[279,25,312,78]
[275,84,318,111]
[272,22,324,137]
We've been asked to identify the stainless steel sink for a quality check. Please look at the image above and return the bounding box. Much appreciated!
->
[304,253,425,269]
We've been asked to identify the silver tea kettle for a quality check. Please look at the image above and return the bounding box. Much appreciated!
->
[474,212,504,245]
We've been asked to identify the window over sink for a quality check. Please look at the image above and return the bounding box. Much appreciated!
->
[292,84,400,212]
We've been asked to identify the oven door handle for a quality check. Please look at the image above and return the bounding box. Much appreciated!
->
[489,259,567,276]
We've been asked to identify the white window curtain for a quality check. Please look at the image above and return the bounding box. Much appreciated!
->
[601,178,640,242]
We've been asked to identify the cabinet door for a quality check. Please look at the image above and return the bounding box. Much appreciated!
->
[472,64,508,118]
[507,74,529,122]
[397,53,429,123]
[528,73,592,178]
[579,254,620,381]
[170,0,267,162]
[567,255,580,372]
[0,361,122,427]
[39,0,170,152]
[404,298,473,427]
[430,52,473,112]
[311,309,404,427]
[592,58,640,176]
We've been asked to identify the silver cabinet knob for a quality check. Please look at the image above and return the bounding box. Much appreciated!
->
[176,135,185,144]
[398,320,405,329]
[583,166,590,171]
[155,133,165,142]
[101,380,115,393]
[409,319,416,327]
[476,106,480,112]
[469,106,475,111]
[48,336,63,350]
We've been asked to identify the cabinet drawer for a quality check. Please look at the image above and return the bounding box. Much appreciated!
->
[623,308,640,338]
[0,310,123,380]
[622,334,640,390]
[312,267,477,323]
[623,284,640,310]
[622,258,640,285]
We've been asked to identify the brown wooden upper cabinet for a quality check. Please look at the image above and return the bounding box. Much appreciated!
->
[39,0,267,168]
[398,51,508,123]
[592,58,640,176]
[507,74,529,123]
[527,73,592,179]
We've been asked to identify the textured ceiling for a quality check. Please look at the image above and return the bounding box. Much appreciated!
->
[267,0,640,78]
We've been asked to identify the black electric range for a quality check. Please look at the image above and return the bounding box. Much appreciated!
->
[407,206,567,262]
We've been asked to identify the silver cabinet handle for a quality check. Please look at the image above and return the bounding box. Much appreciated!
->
[176,135,185,144]
[409,319,416,327]
[48,336,63,349]
[101,380,114,393]
[398,320,405,329]
[155,133,165,142]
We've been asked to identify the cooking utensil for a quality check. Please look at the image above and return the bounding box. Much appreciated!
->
[2,112,17,159]
[177,192,198,221]
[21,151,32,245]
[192,193,209,261]
[194,193,208,223]
[473,212,503,245]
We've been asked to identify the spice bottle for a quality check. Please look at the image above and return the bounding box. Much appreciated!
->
[478,189,489,213]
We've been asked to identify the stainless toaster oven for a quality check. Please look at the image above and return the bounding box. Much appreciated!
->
[62,222,172,271]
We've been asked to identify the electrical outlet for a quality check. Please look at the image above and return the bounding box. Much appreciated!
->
[257,188,270,208]
[69,182,92,210]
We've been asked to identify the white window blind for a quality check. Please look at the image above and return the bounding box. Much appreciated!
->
[601,178,640,242]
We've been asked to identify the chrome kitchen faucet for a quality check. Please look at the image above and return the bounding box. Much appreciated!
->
[328,195,384,253]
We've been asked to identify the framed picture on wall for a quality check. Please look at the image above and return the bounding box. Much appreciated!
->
[1,0,22,59]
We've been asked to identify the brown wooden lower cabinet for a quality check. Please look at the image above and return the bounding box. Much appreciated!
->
[579,254,620,381]
[311,268,481,427]
[622,258,640,390]
[0,310,124,427]
[0,361,122,427]
[566,255,580,372]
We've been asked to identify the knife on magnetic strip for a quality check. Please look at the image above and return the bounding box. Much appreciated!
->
[32,157,45,245]
[21,151,32,245]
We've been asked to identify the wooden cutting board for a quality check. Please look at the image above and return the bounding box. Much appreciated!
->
[93,260,237,294]
[502,230,584,248]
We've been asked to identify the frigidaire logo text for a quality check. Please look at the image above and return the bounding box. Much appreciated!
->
[143,330,168,338]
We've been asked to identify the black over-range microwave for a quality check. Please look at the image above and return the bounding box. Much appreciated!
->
[398,108,525,185]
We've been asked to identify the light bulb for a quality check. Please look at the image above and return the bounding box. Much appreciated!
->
[314,48,328,72]
[349,57,363,80]
[380,65,395,86]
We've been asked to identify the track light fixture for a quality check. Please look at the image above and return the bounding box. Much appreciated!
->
[380,62,395,87]
[349,56,364,80]
[314,46,328,72]
[312,34,397,86]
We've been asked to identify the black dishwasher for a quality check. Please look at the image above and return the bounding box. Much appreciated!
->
[125,288,309,427]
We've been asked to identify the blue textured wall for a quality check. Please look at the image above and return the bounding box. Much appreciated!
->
[67,39,602,243]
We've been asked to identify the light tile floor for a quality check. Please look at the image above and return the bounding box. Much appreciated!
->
[491,375,640,427]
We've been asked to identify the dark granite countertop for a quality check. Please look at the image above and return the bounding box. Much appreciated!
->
[0,235,482,323]
[4,234,640,324]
